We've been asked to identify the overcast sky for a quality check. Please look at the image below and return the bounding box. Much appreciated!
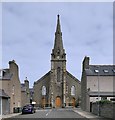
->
[2,2,113,88]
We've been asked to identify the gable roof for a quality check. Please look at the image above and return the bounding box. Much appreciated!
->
[34,71,51,84]
[66,71,80,84]
[0,69,13,80]
[85,65,115,76]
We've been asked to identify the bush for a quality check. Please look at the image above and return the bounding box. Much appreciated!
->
[96,100,111,104]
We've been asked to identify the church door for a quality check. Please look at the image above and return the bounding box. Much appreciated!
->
[72,98,75,107]
[55,96,61,108]
[42,97,46,108]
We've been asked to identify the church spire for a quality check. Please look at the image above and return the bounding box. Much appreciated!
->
[52,14,65,57]
[56,14,61,34]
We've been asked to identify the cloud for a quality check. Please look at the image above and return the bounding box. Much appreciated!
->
[2,2,113,87]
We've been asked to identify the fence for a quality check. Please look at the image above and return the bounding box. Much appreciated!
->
[92,102,115,119]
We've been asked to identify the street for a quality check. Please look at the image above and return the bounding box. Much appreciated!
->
[13,108,85,118]
[2,108,112,120]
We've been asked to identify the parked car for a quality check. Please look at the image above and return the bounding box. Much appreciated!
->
[22,104,36,114]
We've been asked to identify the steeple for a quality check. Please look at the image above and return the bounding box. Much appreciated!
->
[56,14,61,34]
[52,15,66,60]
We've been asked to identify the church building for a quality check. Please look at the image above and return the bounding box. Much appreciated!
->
[33,15,81,108]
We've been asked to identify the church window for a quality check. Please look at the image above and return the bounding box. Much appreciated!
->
[42,86,46,96]
[57,67,60,82]
[71,86,75,96]
[57,48,60,54]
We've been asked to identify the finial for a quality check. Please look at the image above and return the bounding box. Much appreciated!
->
[12,60,15,63]
[57,14,60,19]
[25,77,27,80]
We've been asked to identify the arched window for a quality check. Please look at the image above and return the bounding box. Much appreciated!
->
[71,86,75,96]
[42,86,46,96]
[57,67,60,82]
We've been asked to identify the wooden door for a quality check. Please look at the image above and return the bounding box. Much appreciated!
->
[42,98,45,108]
[72,98,75,107]
[55,97,61,108]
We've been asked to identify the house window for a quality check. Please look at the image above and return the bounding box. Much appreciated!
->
[0,70,2,78]
[94,70,99,73]
[103,70,109,73]
[42,86,46,96]
[101,97,107,100]
[57,67,60,82]
[12,85,15,95]
[71,86,75,96]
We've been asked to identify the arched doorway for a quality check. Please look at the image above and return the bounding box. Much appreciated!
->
[55,96,61,108]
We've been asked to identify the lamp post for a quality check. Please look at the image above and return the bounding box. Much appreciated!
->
[97,66,100,116]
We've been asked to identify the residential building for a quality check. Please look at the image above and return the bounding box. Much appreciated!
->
[21,78,30,107]
[29,88,34,104]
[33,15,81,108]
[0,60,21,113]
[0,89,10,115]
[81,56,115,112]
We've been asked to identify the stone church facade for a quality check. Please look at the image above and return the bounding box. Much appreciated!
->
[33,15,81,108]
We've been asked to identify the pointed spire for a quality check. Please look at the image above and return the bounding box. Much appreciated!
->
[51,14,66,60]
[53,15,64,55]
[56,14,61,33]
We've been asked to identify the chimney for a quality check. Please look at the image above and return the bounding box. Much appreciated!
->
[9,60,19,75]
[82,56,90,71]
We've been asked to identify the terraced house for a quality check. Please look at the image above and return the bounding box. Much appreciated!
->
[0,60,21,113]
[81,56,115,112]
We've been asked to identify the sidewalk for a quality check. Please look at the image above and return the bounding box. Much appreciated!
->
[73,108,111,119]
[0,113,21,120]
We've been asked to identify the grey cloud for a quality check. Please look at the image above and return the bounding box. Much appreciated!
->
[2,2,113,87]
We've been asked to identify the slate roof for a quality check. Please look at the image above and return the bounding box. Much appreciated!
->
[0,89,10,98]
[85,65,115,76]
[0,69,13,80]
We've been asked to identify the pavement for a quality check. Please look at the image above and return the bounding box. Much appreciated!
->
[0,113,21,120]
[73,108,113,120]
[73,108,102,118]
[0,107,112,119]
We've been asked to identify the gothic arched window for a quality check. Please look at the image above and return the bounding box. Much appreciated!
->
[71,86,75,96]
[57,67,60,82]
[42,86,46,96]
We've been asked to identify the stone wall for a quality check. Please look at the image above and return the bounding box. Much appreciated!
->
[92,102,115,119]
